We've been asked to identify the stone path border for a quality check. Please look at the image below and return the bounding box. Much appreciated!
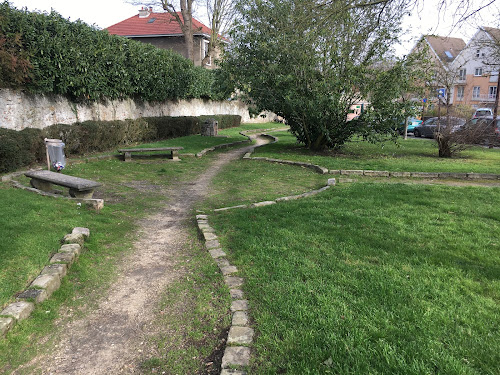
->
[195,127,289,158]
[196,215,252,375]
[0,227,90,338]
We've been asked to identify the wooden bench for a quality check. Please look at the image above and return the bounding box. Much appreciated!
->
[25,170,101,199]
[117,147,184,162]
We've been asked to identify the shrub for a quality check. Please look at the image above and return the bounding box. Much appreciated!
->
[0,127,44,172]
[199,115,241,129]
[0,3,225,101]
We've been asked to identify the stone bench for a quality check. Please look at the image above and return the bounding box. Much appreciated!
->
[25,170,101,199]
[117,147,184,162]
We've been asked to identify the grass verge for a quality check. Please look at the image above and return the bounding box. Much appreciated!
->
[256,131,500,174]
[210,183,500,374]
[200,159,327,210]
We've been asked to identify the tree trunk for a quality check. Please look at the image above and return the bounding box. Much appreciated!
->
[180,0,194,63]
[436,133,451,158]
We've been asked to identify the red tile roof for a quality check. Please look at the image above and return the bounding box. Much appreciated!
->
[106,11,212,37]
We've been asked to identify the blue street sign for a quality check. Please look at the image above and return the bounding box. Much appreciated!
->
[423,98,427,103]
[437,88,446,98]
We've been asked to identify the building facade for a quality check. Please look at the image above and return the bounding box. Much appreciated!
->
[106,8,217,69]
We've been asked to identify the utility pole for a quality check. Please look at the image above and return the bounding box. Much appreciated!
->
[493,72,499,119]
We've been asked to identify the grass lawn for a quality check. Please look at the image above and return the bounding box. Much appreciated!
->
[0,139,234,373]
[210,183,500,374]
[200,159,327,210]
[255,131,500,174]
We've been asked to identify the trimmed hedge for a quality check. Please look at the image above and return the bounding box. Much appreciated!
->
[199,115,242,129]
[0,115,241,173]
[0,3,230,102]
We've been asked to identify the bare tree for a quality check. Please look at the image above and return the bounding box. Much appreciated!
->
[128,0,196,62]
[201,0,236,65]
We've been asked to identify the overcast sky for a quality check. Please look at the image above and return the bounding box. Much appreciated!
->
[8,0,500,56]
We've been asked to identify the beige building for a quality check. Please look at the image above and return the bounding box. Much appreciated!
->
[450,27,500,109]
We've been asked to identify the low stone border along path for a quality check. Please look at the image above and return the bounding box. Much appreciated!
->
[0,228,90,337]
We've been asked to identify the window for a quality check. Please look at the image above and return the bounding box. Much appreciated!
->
[456,86,464,100]
[474,68,483,76]
[458,69,466,80]
[458,68,467,81]
[202,40,211,66]
[476,49,480,57]
[489,86,497,100]
[472,86,481,99]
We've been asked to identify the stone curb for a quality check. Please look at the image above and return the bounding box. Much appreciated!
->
[331,169,500,180]
[213,184,333,213]
[195,215,251,373]
[196,138,252,158]
[0,227,90,338]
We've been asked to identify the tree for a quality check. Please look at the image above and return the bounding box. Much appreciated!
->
[161,0,196,62]
[201,0,236,66]
[129,0,196,62]
[222,0,420,150]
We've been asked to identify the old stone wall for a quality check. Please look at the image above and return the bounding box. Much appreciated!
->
[0,88,273,131]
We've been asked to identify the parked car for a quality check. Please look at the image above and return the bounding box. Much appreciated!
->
[473,108,493,118]
[468,116,500,141]
[413,117,466,138]
[395,117,423,134]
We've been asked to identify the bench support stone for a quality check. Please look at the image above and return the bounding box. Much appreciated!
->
[30,178,52,192]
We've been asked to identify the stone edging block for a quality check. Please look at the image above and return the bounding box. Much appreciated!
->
[0,228,90,339]
[196,215,254,372]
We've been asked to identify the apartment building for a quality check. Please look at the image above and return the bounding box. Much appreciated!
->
[450,27,500,109]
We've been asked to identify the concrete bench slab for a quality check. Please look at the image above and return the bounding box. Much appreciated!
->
[24,170,101,198]
[117,147,184,162]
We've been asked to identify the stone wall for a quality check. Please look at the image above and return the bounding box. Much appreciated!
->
[0,88,273,131]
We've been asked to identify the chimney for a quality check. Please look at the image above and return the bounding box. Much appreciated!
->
[138,6,151,18]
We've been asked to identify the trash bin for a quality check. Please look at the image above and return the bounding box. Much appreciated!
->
[44,138,66,172]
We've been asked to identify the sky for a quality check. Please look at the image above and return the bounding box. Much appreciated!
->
[7,0,500,56]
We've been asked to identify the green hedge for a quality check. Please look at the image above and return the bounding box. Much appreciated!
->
[0,115,241,173]
[199,114,242,129]
[0,2,229,101]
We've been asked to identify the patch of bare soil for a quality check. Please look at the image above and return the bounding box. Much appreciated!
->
[13,137,268,375]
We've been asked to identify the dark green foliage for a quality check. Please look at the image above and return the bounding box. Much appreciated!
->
[0,4,32,88]
[199,114,241,129]
[0,115,241,173]
[143,116,201,139]
[224,0,417,150]
[0,127,44,172]
[0,2,225,101]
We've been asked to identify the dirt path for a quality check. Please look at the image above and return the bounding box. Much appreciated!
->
[14,136,268,375]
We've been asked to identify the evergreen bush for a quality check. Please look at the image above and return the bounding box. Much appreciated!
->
[0,3,226,102]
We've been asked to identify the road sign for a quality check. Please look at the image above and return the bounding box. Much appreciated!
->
[437,88,446,98]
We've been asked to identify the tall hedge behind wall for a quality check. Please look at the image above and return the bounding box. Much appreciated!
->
[0,2,229,101]
[0,115,241,173]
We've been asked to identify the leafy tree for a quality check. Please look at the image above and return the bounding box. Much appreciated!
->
[222,0,421,150]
